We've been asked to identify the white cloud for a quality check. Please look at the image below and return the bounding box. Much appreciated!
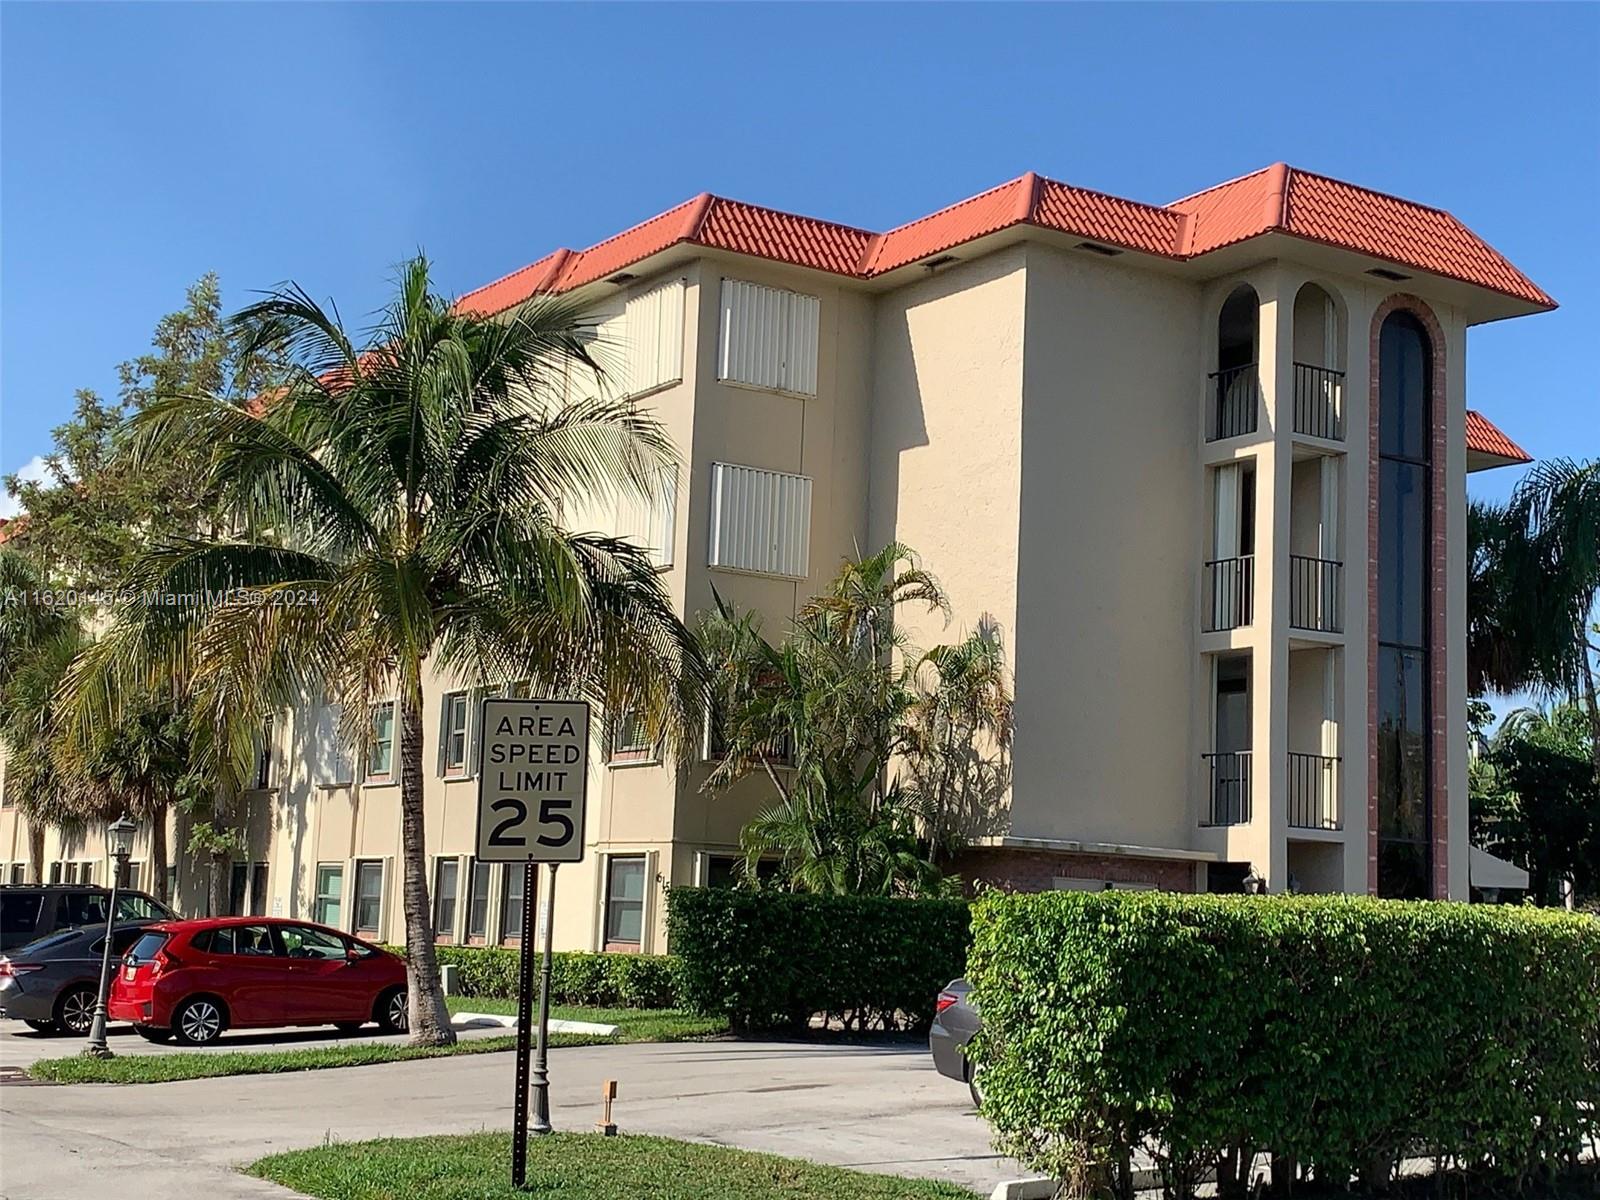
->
[1,455,51,520]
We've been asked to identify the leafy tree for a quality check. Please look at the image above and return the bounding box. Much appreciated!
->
[1469,458,1600,780]
[1470,704,1599,905]
[73,256,704,1046]
[702,544,1009,896]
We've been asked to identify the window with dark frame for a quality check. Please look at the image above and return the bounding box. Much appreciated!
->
[354,860,384,932]
[1376,311,1434,900]
[368,701,396,782]
[314,863,344,927]
[608,710,655,764]
[250,862,269,916]
[466,860,492,940]
[500,863,529,943]
[604,855,646,947]
[432,857,459,940]
[253,716,275,789]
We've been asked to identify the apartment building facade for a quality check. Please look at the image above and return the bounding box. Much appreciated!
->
[0,163,1550,950]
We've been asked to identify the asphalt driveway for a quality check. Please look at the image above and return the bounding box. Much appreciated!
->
[0,1033,1018,1199]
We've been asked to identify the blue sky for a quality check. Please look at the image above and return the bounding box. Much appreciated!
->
[2,1,1596,515]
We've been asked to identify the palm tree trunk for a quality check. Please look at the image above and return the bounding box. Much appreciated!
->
[149,800,169,903]
[398,676,454,1046]
[1579,632,1600,786]
[27,823,45,883]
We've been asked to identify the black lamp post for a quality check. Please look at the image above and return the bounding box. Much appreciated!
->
[82,814,138,1060]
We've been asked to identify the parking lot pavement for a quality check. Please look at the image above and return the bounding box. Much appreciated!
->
[1,1037,1020,1199]
[0,1015,511,1072]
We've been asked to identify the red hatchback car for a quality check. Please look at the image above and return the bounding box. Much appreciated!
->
[108,917,408,1045]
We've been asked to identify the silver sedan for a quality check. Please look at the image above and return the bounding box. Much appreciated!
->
[928,976,982,1105]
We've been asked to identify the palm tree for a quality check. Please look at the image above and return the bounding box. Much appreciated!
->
[900,617,1014,863]
[72,256,705,1045]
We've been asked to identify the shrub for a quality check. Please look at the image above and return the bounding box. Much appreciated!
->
[967,891,1600,1199]
[389,945,683,1009]
[666,888,971,1032]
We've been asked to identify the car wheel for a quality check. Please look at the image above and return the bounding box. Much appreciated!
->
[22,1019,59,1035]
[967,1061,985,1109]
[334,1021,365,1034]
[172,997,225,1046]
[375,987,408,1034]
[54,985,98,1036]
[135,1025,171,1043]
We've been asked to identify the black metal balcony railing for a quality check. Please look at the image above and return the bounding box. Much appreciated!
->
[1202,751,1252,826]
[1208,364,1260,441]
[1204,555,1254,631]
[1288,752,1341,830]
[1288,555,1344,633]
[1293,362,1346,441]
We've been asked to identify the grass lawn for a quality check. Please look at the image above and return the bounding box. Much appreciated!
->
[249,1131,977,1199]
[28,1004,727,1085]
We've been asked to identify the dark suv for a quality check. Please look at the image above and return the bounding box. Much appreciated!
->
[0,885,175,952]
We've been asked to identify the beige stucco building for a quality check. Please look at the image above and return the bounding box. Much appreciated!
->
[1,163,1551,950]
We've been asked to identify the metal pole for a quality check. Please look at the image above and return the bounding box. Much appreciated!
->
[510,858,538,1188]
[530,862,558,1135]
[82,853,124,1059]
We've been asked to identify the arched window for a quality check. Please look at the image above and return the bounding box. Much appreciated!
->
[1376,310,1432,898]
[1292,283,1346,439]
[1210,285,1259,440]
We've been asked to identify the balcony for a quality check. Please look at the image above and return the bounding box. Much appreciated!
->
[1288,555,1343,633]
[1201,751,1252,826]
[1292,363,1345,441]
[1207,364,1259,441]
[1288,752,1341,830]
[1204,555,1254,632]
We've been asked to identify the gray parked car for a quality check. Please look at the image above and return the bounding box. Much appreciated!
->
[1,884,174,952]
[929,977,983,1105]
[0,923,156,1034]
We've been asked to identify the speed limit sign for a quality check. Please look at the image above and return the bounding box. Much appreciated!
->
[475,698,590,863]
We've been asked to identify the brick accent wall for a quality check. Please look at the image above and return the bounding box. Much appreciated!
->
[949,847,1198,894]
[1366,295,1451,898]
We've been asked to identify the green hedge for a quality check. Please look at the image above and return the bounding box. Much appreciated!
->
[968,892,1600,1197]
[390,945,683,1009]
[666,888,971,1032]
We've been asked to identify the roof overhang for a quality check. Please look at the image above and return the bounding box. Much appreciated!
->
[1470,846,1530,890]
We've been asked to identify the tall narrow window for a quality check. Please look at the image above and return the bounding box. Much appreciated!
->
[500,863,529,943]
[432,857,459,940]
[368,701,396,782]
[250,862,269,917]
[312,704,353,786]
[622,278,685,395]
[1376,311,1433,899]
[441,691,470,777]
[466,860,492,941]
[615,466,678,568]
[354,860,384,933]
[253,716,275,789]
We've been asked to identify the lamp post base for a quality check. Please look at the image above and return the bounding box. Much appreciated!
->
[80,1043,115,1061]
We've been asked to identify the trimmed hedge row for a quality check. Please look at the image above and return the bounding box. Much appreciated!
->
[666,888,971,1032]
[391,945,683,1009]
[968,891,1600,1198]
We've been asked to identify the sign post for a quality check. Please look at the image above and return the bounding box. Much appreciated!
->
[475,697,590,1188]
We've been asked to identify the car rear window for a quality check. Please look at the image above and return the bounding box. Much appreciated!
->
[115,894,174,922]
[124,932,170,964]
[1,892,44,935]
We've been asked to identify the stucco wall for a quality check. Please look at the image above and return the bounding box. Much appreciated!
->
[1010,244,1202,849]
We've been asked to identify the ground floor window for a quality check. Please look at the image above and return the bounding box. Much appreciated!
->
[703,854,781,889]
[500,863,529,944]
[433,857,459,940]
[604,855,647,949]
[314,863,344,927]
[354,860,384,934]
[7,863,24,885]
[466,860,492,941]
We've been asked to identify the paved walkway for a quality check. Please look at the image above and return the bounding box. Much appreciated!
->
[0,1034,1016,1199]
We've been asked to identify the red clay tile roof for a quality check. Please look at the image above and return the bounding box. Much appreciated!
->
[453,163,1553,316]
[1466,410,1532,464]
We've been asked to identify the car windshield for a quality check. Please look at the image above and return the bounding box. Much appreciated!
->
[124,931,170,964]
[116,894,173,921]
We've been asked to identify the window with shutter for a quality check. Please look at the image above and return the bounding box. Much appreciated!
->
[313,705,353,786]
[623,279,685,396]
[708,462,812,578]
[717,279,819,396]
[615,466,677,568]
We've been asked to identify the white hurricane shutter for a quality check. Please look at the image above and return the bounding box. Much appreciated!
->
[623,279,684,395]
[708,462,812,578]
[614,467,676,568]
[718,279,819,396]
